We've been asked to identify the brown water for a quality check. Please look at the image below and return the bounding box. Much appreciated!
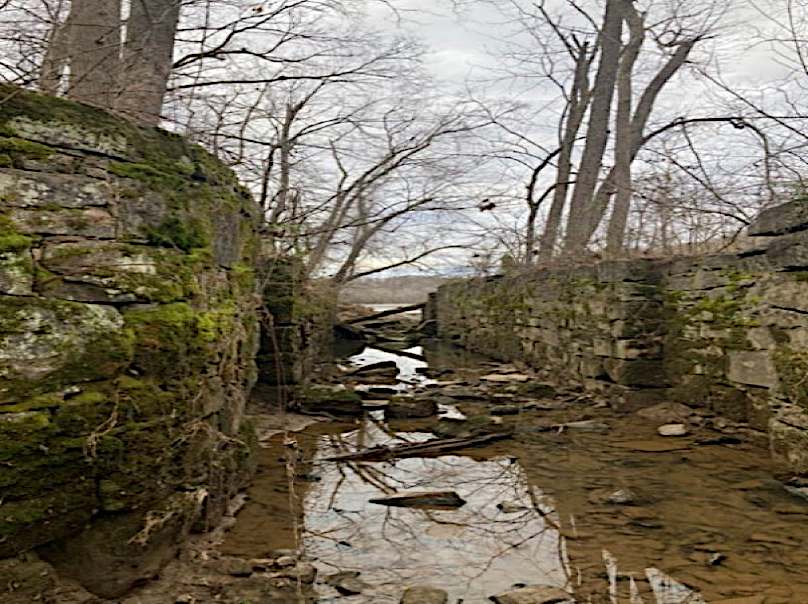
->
[222,343,808,604]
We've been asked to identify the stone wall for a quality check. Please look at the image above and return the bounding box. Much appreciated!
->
[0,85,261,599]
[255,258,335,398]
[430,199,808,475]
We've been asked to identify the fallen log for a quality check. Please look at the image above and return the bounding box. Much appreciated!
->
[345,303,425,324]
[324,430,512,462]
[370,345,427,362]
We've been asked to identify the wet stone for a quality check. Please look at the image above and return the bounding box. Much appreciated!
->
[480,373,530,383]
[273,562,317,583]
[490,584,572,604]
[658,423,689,437]
[386,397,438,418]
[325,571,370,595]
[603,489,637,505]
[491,404,522,415]
[207,556,254,577]
[400,585,449,604]
[557,419,610,431]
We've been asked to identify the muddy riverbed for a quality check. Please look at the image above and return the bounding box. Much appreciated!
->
[79,339,808,604]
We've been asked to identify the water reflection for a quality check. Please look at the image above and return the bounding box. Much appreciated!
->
[230,340,808,603]
[348,346,428,386]
[303,421,572,603]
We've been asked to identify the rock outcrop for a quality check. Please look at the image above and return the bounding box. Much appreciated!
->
[0,85,260,598]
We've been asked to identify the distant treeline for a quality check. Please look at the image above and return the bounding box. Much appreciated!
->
[340,276,454,304]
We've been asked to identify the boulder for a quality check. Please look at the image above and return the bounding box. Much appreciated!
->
[748,199,808,236]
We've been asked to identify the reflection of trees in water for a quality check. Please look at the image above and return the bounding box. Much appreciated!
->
[300,421,573,602]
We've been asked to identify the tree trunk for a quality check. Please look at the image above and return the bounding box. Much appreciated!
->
[562,0,624,255]
[65,0,123,109]
[38,14,70,94]
[577,38,698,247]
[538,42,594,259]
[118,0,181,123]
[606,6,645,254]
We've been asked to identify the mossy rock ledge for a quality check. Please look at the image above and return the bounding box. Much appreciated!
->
[0,85,261,599]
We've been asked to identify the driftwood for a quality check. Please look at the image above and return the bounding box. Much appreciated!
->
[345,303,425,324]
[370,345,426,362]
[325,431,512,462]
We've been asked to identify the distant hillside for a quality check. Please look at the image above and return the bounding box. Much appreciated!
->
[340,276,455,304]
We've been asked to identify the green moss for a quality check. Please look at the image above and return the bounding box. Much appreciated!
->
[0,135,54,159]
[109,160,184,186]
[0,213,32,253]
[145,217,209,252]
[0,297,136,401]
[774,348,808,408]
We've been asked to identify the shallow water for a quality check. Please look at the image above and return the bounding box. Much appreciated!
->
[304,423,570,603]
[225,342,808,604]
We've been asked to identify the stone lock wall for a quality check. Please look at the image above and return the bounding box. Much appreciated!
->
[256,258,335,396]
[431,198,808,475]
[0,85,261,599]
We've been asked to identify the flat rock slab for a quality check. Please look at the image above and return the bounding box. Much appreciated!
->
[609,439,692,452]
[369,490,466,509]
[658,423,688,437]
[490,585,572,604]
[401,586,449,604]
[386,398,438,419]
[480,373,530,383]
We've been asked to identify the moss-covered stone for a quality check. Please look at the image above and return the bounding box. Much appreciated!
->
[0,297,135,403]
[0,84,262,596]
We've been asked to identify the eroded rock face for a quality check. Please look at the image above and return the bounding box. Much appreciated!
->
[0,84,261,598]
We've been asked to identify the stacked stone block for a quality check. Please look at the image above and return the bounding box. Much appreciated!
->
[430,198,808,475]
[0,85,260,598]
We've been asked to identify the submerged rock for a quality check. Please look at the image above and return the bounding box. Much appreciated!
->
[401,585,449,604]
[326,571,370,595]
[603,489,637,505]
[491,404,522,416]
[556,420,609,431]
[490,584,572,604]
[369,490,466,509]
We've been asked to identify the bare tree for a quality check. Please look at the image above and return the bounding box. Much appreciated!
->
[118,0,181,121]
